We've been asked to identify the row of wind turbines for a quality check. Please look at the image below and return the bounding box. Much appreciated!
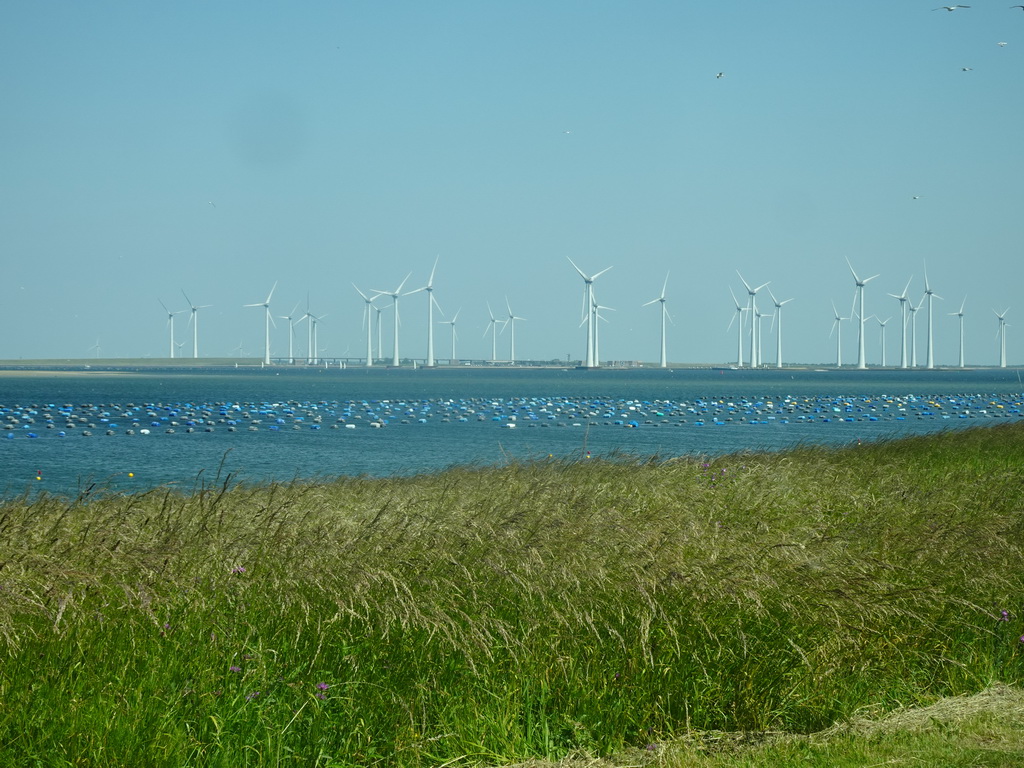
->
[158,257,1011,369]
[725,259,1012,370]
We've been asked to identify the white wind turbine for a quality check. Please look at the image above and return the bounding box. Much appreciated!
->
[875,316,891,367]
[502,298,526,364]
[830,299,851,368]
[442,308,460,362]
[244,282,277,365]
[767,288,794,368]
[568,258,612,368]
[405,257,441,367]
[308,312,327,365]
[995,308,1010,368]
[949,297,966,368]
[908,297,922,368]
[727,287,747,367]
[922,265,943,369]
[279,302,303,365]
[737,272,770,368]
[353,285,377,367]
[159,299,185,359]
[181,290,211,359]
[847,258,879,370]
[889,276,913,369]
[372,274,412,367]
[642,273,671,368]
[484,303,500,362]
[374,305,385,362]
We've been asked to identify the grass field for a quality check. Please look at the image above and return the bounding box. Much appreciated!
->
[0,423,1021,766]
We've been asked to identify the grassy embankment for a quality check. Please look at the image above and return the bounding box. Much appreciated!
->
[0,423,1022,767]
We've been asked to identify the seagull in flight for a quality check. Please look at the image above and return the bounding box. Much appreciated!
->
[933,4,970,9]
[208,201,216,208]
[716,72,724,79]
[962,66,973,71]
[1012,6,1024,11]
[998,41,1008,46]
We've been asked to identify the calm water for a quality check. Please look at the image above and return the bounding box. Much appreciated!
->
[2,367,1021,498]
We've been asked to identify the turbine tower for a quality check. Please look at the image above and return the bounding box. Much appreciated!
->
[995,308,1010,368]
[353,286,377,367]
[889,277,913,369]
[736,272,769,368]
[922,265,942,369]
[372,274,412,367]
[767,288,794,369]
[847,258,879,370]
[727,287,746,367]
[244,281,277,365]
[159,299,184,359]
[949,298,966,368]
[181,290,210,359]
[642,273,671,368]
[568,258,612,368]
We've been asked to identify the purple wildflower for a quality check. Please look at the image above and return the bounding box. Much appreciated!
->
[246,691,260,701]
[316,682,329,691]
[645,743,659,751]
[229,666,242,673]
[231,566,246,575]
[316,692,327,700]
[998,610,1010,622]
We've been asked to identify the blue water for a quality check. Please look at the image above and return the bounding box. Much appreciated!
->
[2,367,1021,498]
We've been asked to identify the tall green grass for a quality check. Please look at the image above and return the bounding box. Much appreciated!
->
[0,423,1022,766]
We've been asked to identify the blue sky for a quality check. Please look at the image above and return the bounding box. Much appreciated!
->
[2,1,1021,365]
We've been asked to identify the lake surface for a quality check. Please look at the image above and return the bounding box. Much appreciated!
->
[2,366,1021,498]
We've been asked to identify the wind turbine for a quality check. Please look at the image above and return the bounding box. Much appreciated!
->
[922,265,943,369]
[727,287,747,367]
[409,256,442,368]
[949,297,966,368]
[353,285,377,367]
[244,282,277,365]
[568,258,612,368]
[372,274,412,367]
[484,302,500,362]
[159,299,185,359]
[767,288,794,369]
[875,316,891,367]
[279,302,303,365]
[442,308,460,362]
[830,300,850,368]
[308,312,327,365]
[181,290,211,359]
[995,308,1010,368]
[908,297,922,368]
[374,305,385,362]
[736,272,769,368]
[847,258,879,370]
[502,298,526,364]
[889,276,913,369]
[642,273,671,368]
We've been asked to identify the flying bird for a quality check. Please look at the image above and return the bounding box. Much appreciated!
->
[716,72,724,78]
[933,4,970,9]
[962,67,973,71]
[998,41,1008,46]
[208,201,216,208]
[1012,6,1024,11]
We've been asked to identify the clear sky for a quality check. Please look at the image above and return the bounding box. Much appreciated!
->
[2,1,1022,366]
